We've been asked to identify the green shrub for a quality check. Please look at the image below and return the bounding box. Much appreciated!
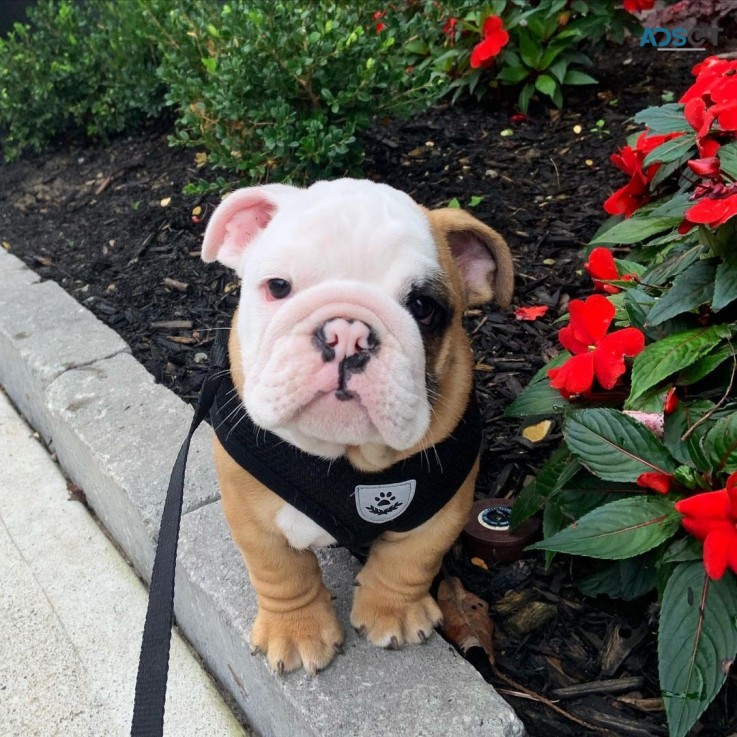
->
[152,1,444,188]
[0,0,168,160]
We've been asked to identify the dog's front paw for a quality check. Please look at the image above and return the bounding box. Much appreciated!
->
[350,585,442,649]
[251,589,344,676]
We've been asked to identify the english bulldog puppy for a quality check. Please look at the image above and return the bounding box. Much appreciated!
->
[201,178,513,675]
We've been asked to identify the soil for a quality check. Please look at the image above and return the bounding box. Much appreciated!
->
[2,46,736,737]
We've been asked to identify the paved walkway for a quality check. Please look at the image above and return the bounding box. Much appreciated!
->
[0,388,248,737]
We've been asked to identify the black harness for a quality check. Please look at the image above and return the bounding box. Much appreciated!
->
[210,330,482,552]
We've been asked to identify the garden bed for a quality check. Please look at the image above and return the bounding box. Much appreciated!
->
[1,46,734,737]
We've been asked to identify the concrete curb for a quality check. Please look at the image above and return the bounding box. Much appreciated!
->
[0,247,526,737]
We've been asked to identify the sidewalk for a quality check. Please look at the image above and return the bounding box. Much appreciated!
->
[0,387,248,737]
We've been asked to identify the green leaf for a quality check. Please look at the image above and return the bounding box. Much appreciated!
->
[634,103,692,134]
[518,82,535,113]
[505,380,569,417]
[518,27,541,68]
[497,65,530,83]
[548,58,568,83]
[659,562,737,737]
[713,252,737,311]
[534,73,557,98]
[642,245,705,286]
[630,326,731,400]
[563,69,597,85]
[642,135,695,167]
[511,449,574,527]
[447,197,461,209]
[590,216,680,245]
[718,140,737,179]
[576,553,658,600]
[646,260,716,326]
[529,496,680,559]
[704,413,737,474]
[678,343,734,385]
[564,409,677,482]
[663,400,716,469]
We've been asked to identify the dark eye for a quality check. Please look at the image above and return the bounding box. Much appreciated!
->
[266,278,292,299]
[408,296,438,326]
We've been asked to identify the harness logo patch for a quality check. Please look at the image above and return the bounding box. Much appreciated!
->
[355,480,416,523]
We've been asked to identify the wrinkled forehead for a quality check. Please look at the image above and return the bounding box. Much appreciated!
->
[245,181,442,288]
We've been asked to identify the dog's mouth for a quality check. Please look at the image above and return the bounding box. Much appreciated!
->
[293,391,382,446]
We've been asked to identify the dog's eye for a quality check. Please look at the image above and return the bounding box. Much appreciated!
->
[408,296,439,326]
[266,278,292,300]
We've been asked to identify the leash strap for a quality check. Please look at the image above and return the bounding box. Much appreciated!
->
[130,334,228,737]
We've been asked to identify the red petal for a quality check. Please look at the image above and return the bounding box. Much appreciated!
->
[664,387,679,415]
[568,295,615,346]
[548,352,595,396]
[514,305,549,321]
[637,472,674,494]
[558,324,589,355]
[685,197,731,226]
[698,138,721,158]
[592,327,644,390]
[687,157,721,179]
[585,247,618,281]
[482,15,504,35]
[703,528,733,579]
[675,489,729,519]
[684,98,707,131]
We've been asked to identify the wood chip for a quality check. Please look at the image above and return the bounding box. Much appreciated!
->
[151,320,193,330]
[163,277,189,292]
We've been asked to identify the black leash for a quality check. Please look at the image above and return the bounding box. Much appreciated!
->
[130,334,228,737]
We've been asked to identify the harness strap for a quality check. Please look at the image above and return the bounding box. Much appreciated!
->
[130,334,228,737]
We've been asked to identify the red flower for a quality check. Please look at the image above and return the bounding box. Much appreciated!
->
[514,305,549,321]
[637,472,674,494]
[584,247,636,294]
[470,15,509,69]
[442,17,457,42]
[680,56,737,105]
[604,132,682,217]
[373,10,387,32]
[547,295,645,398]
[681,184,737,232]
[675,471,737,579]
[623,0,654,13]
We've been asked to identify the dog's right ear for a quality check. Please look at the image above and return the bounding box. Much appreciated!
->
[201,184,297,272]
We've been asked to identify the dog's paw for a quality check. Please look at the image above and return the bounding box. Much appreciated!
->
[251,590,344,676]
[350,586,442,649]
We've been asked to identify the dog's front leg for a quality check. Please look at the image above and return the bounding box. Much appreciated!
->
[214,439,344,675]
[350,463,477,648]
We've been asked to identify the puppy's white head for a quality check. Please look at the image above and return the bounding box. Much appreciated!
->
[202,179,512,460]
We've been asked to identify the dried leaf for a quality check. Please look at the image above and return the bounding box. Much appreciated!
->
[522,419,552,443]
[438,576,494,663]
[160,196,172,207]
[471,556,489,570]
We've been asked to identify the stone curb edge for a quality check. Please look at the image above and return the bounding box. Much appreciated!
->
[0,247,525,737]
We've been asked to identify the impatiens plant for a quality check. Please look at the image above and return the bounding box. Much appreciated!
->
[508,55,737,737]
[396,0,643,111]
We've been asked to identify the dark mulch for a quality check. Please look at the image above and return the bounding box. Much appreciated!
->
[2,46,736,736]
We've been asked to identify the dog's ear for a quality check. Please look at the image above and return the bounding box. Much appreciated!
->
[428,207,514,308]
[201,184,297,271]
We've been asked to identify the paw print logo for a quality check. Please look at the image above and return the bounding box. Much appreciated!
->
[374,491,397,507]
[356,481,416,524]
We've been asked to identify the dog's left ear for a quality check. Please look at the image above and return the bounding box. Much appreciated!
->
[428,208,514,308]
